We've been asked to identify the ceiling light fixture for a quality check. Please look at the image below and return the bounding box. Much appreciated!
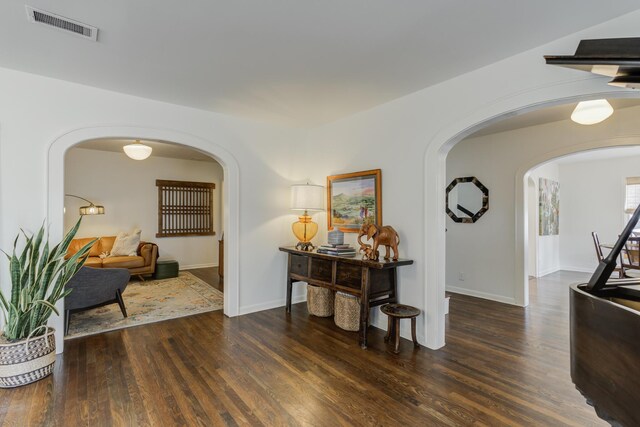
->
[123,140,152,160]
[571,99,614,125]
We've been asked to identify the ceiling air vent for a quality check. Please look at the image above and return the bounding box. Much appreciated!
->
[25,6,98,41]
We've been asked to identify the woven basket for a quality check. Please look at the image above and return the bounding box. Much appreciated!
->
[0,328,56,388]
[307,285,334,317]
[334,292,360,331]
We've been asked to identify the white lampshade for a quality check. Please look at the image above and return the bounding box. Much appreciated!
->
[291,184,324,212]
[571,99,614,125]
[123,140,153,160]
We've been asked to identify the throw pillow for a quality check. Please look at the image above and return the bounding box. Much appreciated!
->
[109,229,141,257]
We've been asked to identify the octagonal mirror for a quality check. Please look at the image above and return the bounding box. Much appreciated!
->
[446,177,489,223]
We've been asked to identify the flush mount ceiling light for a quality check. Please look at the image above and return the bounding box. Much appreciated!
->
[571,99,614,125]
[123,140,152,160]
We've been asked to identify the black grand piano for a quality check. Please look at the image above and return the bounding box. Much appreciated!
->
[571,204,640,426]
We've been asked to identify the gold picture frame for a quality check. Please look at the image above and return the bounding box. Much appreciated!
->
[327,169,382,233]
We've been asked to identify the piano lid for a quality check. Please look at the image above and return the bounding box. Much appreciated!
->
[545,38,640,89]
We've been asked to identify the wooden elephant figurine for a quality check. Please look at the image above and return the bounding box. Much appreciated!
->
[357,223,400,261]
[359,244,379,261]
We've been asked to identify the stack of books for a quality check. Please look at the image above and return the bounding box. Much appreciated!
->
[317,244,356,257]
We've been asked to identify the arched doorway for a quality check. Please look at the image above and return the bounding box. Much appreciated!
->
[424,85,640,350]
[516,137,640,305]
[527,177,538,278]
[47,126,241,352]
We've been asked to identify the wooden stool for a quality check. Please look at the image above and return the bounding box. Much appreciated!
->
[380,304,420,354]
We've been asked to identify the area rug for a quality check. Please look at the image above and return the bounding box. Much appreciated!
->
[65,271,223,339]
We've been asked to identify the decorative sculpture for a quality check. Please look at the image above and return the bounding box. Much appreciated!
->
[359,244,379,261]
[357,221,400,261]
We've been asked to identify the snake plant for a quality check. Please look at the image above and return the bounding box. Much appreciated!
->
[0,218,96,341]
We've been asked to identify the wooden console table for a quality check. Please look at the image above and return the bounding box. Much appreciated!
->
[279,247,413,349]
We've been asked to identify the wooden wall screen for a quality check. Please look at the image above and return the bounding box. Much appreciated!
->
[156,180,215,237]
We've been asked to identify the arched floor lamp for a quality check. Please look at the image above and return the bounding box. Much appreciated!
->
[65,194,105,215]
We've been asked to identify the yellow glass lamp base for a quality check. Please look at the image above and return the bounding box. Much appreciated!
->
[292,213,318,251]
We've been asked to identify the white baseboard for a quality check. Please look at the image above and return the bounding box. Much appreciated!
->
[239,293,307,315]
[559,265,594,274]
[446,285,517,305]
[180,263,218,270]
[536,266,561,277]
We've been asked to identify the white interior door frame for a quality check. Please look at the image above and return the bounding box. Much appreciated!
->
[47,126,241,353]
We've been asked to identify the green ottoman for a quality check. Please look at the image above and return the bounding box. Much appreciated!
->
[154,260,179,279]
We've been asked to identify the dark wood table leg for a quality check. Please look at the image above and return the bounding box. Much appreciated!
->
[359,267,371,349]
[394,318,401,354]
[286,255,292,313]
[286,279,293,313]
[384,314,392,342]
[390,268,398,303]
[411,317,419,348]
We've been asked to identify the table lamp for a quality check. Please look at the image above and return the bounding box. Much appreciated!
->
[290,183,324,251]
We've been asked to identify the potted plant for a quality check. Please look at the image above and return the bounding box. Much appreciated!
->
[0,218,94,388]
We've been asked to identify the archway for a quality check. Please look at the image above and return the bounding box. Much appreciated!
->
[424,82,640,350]
[527,177,538,278]
[517,136,640,305]
[48,126,241,352]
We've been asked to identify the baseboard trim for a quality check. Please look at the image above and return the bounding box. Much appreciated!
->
[559,265,594,274]
[239,293,307,316]
[536,266,561,277]
[446,285,517,305]
[180,263,218,270]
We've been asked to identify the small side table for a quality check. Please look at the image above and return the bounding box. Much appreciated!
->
[381,303,420,354]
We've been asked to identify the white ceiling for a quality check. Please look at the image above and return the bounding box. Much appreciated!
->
[1,1,639,126]
[75,139,217,162]
[472,98,640,137]
[539,145,640,166]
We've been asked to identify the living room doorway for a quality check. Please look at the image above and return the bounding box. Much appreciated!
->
[61,137,226,339]
[444,99,640,311]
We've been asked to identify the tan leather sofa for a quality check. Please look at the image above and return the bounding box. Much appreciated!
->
[66,236,158,279]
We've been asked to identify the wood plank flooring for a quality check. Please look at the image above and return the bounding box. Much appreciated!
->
[0,271,606,426]
[188,267,223,292]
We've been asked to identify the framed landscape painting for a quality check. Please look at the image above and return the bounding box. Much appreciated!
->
[327,169,382,232]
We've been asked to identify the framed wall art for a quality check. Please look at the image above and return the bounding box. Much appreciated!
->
[539,177,559,236]
[327,169,382,233]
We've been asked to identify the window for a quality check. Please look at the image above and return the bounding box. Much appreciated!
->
[625,177,640,223]
[156,179,215,237]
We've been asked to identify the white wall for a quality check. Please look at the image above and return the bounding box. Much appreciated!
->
[559,154,640,272]
[64,148,223,269]
[304,11,640,346]
[529,162,560,277]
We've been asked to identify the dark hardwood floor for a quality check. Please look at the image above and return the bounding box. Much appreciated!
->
[0,271,605,426]
[188,266,223,292]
